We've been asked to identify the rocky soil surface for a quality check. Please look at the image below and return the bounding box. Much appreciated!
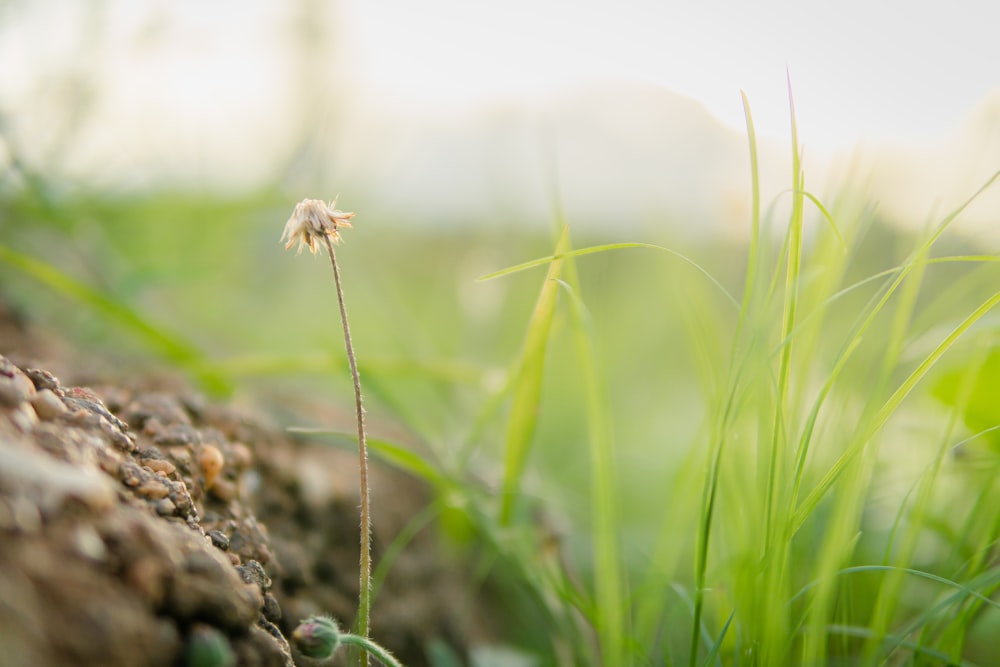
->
[0,303,491,667]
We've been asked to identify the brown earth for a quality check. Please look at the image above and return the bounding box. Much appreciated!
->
[0,301,495,667]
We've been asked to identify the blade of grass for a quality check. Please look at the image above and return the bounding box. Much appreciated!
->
[557,265,626,664]
[0,241,228,392]
[802,191,846,249]
[701,609,735,667]
[736,91,761,333]
[790,168,1000,530]
[288,429,447,488]
[687,90,766,667]
[757,73,804,666]
[498,225,570,525]
[793,284,1000,531]
[819,625,979,667]
[478,242,739,311]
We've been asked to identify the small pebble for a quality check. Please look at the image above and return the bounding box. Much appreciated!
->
[72,525,107,561]
[199,445,224,488]
[229,442,252,468]
[236,559,271,591]
[119,462,143,487]
[0,360,35,406]
[141,458,176,476]
[29,389,67,420]
[142,417,164,437]
[136,480,171,500]
[155,498,176,516]
[64,387,127,432]
[209,478,236,502]
[124,393,191,428]
[8,402,39,432]
[207,530,230,551]
[22,367,60,392]
[262,593,282,623]
[152,423,200,447]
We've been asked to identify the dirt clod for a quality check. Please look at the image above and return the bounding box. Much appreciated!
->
[0,305,497,667]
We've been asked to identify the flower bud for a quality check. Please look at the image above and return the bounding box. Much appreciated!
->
[185,625,235,667]
[292,615,343,660]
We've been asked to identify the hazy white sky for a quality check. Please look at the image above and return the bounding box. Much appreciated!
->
[339,0,1000,150]
[1,0,998,231]
[5,0,998,151]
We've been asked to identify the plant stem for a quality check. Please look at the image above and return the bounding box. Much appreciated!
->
[323,234,371,666]
[341,633,404,667]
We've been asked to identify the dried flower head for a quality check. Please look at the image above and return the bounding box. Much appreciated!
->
[281,198,356,254]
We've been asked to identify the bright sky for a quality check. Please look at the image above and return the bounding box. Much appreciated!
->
[340,0,999,151]
[1,0,998,227]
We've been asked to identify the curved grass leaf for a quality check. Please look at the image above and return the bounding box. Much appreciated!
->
[477,242,739,311]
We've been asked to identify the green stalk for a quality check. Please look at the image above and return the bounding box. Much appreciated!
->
[322,234,372,666]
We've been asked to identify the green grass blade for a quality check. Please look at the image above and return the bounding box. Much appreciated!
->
[790,168,1000,529]
[793,285,1000,531]
[0,241,228,392]
[755,73,806,666]
[369,500,443,605]
[289,429,446,487]
[802,191,846,249]
[498,225,570,525]
[0,242,200,362]
[701,609,735,667]
[558,257,626,663]
[820,625,979,667]
[687,91,765,667]
[737,91,761,330]
[477,242,739,311]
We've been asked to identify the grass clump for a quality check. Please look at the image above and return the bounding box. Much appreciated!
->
[470,87,1000,665]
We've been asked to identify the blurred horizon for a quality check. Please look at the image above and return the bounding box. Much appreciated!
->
[1,1,999,240]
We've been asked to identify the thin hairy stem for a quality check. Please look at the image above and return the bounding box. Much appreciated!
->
[341,633,404,667]
[323,234,371,666]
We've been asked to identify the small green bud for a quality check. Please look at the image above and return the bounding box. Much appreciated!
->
[292,615,343,660]
[185,625,235,667]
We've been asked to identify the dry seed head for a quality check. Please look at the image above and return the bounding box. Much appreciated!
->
[281,198,356,254]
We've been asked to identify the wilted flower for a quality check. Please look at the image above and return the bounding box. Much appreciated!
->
[281,198,356,254]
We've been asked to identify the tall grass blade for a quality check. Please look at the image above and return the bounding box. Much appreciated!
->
[558,264,627,663]
[757,72,805,665]
[687,90,766,667]
[498,225,570,525]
